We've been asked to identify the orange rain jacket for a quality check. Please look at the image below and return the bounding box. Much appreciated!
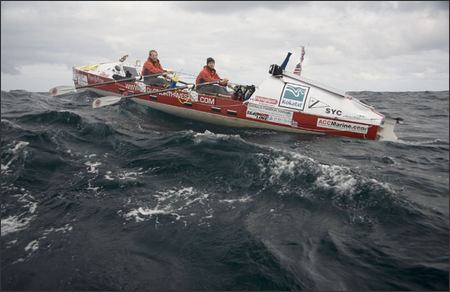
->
[196,66,226,85]
[141,58,164,76]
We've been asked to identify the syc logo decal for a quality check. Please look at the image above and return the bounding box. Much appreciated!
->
[325,108,342,116]
[279,83,309,111]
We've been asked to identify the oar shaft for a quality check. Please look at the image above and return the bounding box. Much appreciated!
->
[196,80,220,87]
[92,84,192,109]
[75,72,165,89]
[124,85,190,99]
[177,80,193,86]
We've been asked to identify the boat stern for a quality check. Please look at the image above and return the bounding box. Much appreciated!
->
[377,118,398,141]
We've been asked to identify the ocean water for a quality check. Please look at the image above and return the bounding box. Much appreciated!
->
[1,89,448,290]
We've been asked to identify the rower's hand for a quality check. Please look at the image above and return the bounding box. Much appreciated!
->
[219,78,228,86]
[227,83,236,89]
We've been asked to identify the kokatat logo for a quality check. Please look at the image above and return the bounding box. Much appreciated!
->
[279,83,309,111]
[282,84,307,101]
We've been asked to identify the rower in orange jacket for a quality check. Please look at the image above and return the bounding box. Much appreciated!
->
[195,57,230,95]
[141,50,171,87]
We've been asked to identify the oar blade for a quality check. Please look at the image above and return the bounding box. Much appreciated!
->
[92,96,122,109]
[49,85,76,97]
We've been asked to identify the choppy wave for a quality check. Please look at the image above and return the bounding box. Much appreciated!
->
[1,185,37,236]
[1,89,448,290]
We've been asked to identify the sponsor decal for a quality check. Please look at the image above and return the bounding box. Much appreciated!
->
[325,108,342,116]
[308,96,329,109]
[162,90,190,100]
[77,73,88,86]
[316,118,369,134]
[279,83,309,111]
[307,96,344,117]
[125,83,142,92]
[254,95,278,105]
[248,111,269,120]
[198,96,215,105]
[246,103,293,126]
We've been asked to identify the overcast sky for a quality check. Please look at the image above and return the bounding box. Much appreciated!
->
[1,1,449,92]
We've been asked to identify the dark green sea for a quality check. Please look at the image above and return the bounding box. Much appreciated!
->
[1,89,448,290]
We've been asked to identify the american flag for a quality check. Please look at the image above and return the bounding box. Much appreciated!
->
[293,46,305,76]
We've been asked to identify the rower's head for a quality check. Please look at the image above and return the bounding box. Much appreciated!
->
[149,50,158,62]
[206,57,215,70]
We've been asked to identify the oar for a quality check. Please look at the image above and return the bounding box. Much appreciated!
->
[177,80,193,86]
[194,80,221,89]
[168,79,218,87]
[92,85,192,109]
[49,72,165,97]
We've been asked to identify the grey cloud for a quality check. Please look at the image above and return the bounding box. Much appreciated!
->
[1,2,141,74]
[173,1,449,16]
[1,1,448,91]
[172,1,308,14]
[394,1,449,12]
[319,1,448,13]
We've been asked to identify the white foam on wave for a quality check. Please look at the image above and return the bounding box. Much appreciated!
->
[125,207,181,223]
[396,138,446,146]
[219,195,253,204]
[259,147,399,226]
[42,223,73,235]
[192,130,245,144]
[1,215,34,237]
[103,170,114,181]
[11,141,30,153]
[15,192,38,214]
[267,156,300,184]
[315,164,358,195]
[254,150,375,225]
[123,186,214,226]
[84,161,102,174]
[12,223,73,264]
[101,169,145,182]
[6,239,18,247]
[1,188,37,237]
[259,146,394,198]
[118,168,145,180]
[86,181,100,192]
[256,151,318,196]
[104,174,114,181]
[315,163,395,199]
[24,240,39,252]
[1,141,29,173]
